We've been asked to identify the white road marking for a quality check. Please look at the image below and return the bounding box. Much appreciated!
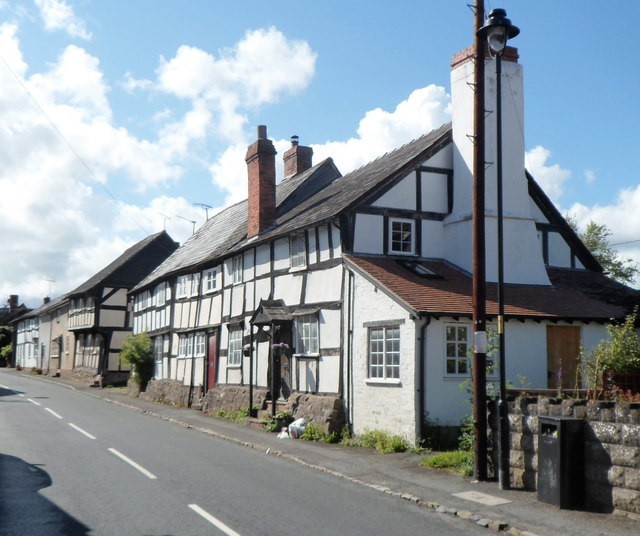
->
[27,398,41,406]
[188,504,243,536]
[68,423,97,440]
[18,393,24,397]
[108,448,157,480]
[453,490,512,506]
[45,407,63,419]
[0,384,9,388]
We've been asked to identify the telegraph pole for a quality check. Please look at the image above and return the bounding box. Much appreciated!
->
[472,0,488,481]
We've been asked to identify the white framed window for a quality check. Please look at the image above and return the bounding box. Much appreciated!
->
[228,329,243,366]
[295,314,319,355]
[202,268,218,293]
[154,282,166,307]
[191,273,201,297]
[178,335,188,357]
[368,326,400,379]
[389,218,415,255]
[445,324,470,375]
[232,256,243,284]
[195,332,206,356]
[177,275,190,298]
[290,234,307,270]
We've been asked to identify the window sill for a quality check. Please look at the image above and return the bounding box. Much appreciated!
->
[365,378,402,386]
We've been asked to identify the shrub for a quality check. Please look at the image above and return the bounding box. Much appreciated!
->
[119,333,154,391]
[299,423,338,443]
[583,310,640,392]
[355,429,412,454]
[214,408,250,423]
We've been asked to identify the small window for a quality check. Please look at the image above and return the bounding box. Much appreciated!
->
[177,275,190,298]
[228,329,243,366]
[178,335,188,357]
[389,218,415,255]
[191,273,201,297]
[203,268,218,293]
[295,314,319,355]
[290,234,307,270]
[368,326,400,379]
[195,333,206,356]
[445,324,470,375]
[232,256,243,284]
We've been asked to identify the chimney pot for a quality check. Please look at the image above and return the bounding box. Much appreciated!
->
[257,125,267,140]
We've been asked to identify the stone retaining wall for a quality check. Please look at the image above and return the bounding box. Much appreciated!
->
[141,379,203,408]
[491,396,640,516]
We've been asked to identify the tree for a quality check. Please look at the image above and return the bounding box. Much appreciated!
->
[0,326,12,367]
[567,217,639,284]
[119,333,154,391]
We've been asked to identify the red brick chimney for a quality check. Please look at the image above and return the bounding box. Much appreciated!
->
[283,135,313,178]
[246,125,277,238]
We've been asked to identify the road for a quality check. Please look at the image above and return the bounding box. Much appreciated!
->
[0,370,488,536]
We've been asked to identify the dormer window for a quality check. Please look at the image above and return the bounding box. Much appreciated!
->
[389,218,415,255]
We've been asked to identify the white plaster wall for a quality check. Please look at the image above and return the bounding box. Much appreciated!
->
[273,238,289,270]
[198,297,211,327]
[244,280,255,312]
[208,294,222,325]
[421,171,448,213]
[353,214,383,255]
[319,309,341,349]
[317,354,339,393]
[331,224,342,256]
[255,244,271,277]
[349,271,418,443]
[421,220,445,258]
[308,229,318,265]
[424,145,452,168]
[548,231,571,268]
[243,249,255,281]
[305,266,343,303]
[230,286,245,317]
[273,273,302,305]
[318,226,331,262]
[372,173,416,210]
[254,278,271,305]
[222,288,232,318]
[443,216,472,272]
[529,200,547,223]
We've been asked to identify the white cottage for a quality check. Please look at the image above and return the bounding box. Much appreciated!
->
[130,46,638,443]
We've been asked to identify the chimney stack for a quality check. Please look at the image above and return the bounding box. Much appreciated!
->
[246,125,277,238]
[44,297,51,304]
[8,295,18,312]
[283,135,313,178]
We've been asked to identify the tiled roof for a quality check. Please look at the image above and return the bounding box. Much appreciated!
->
[133,124,452,292]
[344,255,637,321]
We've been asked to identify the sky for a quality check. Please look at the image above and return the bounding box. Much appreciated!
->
[1,0,639,308]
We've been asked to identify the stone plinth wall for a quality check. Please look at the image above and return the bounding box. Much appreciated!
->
[491,396,640,516]
[287,393,346,435]
[142,379,203,408]
[201,385,269,415]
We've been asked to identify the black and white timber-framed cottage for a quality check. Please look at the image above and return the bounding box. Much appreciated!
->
[129,47,638,443]
[67,230,178,385]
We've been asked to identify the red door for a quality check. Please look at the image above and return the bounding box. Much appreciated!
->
[207,333,218,391]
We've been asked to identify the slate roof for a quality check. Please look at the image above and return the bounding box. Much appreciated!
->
[68,231,178,296]
[133,124,452,292]
[10,294,69,323]
[344,255,638,322]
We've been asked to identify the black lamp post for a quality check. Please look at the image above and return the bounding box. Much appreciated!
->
[477,8,519,490]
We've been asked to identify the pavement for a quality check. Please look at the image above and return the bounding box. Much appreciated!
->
[7,369,639,536]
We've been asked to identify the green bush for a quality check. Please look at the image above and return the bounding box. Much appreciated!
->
[583,310,640,391]
[119,333,154,391]
[214,408,249,423]
[299,423,338,443]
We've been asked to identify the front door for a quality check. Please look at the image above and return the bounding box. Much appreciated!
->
[546,326,581,390]
[207,332,218,391]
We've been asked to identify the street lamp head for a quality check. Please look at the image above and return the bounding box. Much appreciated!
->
[477,8,520,55]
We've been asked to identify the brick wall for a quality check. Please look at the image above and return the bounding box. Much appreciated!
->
[492,396,640,516]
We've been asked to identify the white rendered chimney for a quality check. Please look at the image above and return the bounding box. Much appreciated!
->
[448,45,550,286]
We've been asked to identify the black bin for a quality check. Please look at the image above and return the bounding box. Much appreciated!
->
[537,416,584,509]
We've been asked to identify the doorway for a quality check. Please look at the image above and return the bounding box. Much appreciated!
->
[546,325,581,390]
[207,332,218,391]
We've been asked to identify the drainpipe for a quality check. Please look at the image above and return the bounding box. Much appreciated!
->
[418,316,431,441]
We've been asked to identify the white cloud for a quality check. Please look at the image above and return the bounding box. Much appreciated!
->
[585,169,597,185]
[525,146,571,204]
[35,0,91,40]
